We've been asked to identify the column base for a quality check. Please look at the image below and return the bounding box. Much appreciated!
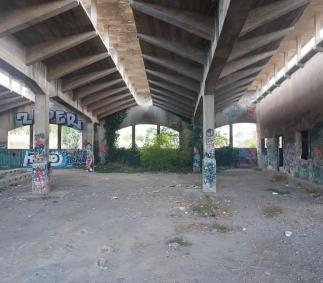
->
[202,158,216,193]
[32,161,50,194]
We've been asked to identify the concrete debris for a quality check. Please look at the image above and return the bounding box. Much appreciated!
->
[285,231,293,237]
[112,196,119,200]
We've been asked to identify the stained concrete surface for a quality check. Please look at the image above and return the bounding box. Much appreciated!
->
[0,169,323,283]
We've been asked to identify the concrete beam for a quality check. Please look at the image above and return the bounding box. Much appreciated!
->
[143,54,202,81]
[148,80,195,100]
[95,99,134,116]
[241,0,309,36]
[146,69,200,92]
[130,1,213,40]
[89,93,131,112]
[26,31,97,65]
[82,86,128,105]
[97,102,137,120]
[153,98,192,116]
[62,67,117,92]
[229,27,294,61]
[150,88,193,106]
[75,78,123,100]
[216,66,264,89]
[47,52,109,80]
[137,33,206,64]
[0,0,79,37]
[153,101,191,119]
[151,93,193,109]
[0,99,31,113]
[204,0,256,95]
[0,96,22,105]
[215,76,257,96]
[221,51,275,78]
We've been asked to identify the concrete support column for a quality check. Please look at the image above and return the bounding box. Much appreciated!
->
[132,125,136,149]
[202,95,216,193]
[57,124,62,149]
[157,124,161,136]
[180,127,192,150]
[29,125,33,149]
[32,94,50,194]
[229,123,233,147]
[192,117,202,173]
[83,122,95,171]
[0,129,8,149]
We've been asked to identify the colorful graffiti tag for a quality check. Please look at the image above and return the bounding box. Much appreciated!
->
[0,149,87,169]
[235,148,257,168]
[32,162,49,193]
[203,128,216,191]
[16,110,84,130]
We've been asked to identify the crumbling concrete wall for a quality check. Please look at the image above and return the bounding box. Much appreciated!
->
[257,52,323,184]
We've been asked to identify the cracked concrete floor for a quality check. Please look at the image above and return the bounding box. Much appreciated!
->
[0,169,323,283]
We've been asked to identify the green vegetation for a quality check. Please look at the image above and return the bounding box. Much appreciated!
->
[192,196,227,217]
[212,223,233,233]
[214,131,229,148]
[166,237,192,247]
[263,204,283,217]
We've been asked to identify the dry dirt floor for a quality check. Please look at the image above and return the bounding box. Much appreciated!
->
[0,169,323,283]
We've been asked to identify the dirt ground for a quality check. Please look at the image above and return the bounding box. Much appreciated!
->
[0,169,323,283]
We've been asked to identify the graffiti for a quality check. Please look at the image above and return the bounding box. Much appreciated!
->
[32,162,49,194]
[0,149,87,169]
[205,128,215,158]
[16,110,84,130]
[34,133,46,162]
[0,142,7,149]
[235,148,257,168]
[203,158,216,192]
[84,142,94,171]
[223,103,256,124]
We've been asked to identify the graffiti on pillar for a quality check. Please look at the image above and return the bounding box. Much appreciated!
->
[16,110,84,130]
[203,128,216,191]
[84,142,94,171]
[203,158,216,191]
[205,128,215,158]
[32,162,49,193]
[34,133,46,162]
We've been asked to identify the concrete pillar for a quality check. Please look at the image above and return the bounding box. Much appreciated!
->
[229,123,233,147]
[180,127,192,150]
[0,129,7,149]
[29,125,33,149]
[202,95,216,193]
[132,125,136,149]
[83,122,95,171]
[57,124,62,149]
[157,124,161,136]
[32,94,50,194]
[192,117,202,173]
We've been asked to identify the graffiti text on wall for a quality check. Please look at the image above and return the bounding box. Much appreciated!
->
[0,149,87,169]
[16,110,84,130]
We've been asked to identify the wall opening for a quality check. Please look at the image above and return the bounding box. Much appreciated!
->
[61,126,82,149]
[8,126,30,149]
[301,130,310,160]
[233,123,257,148]
[215,125,229,148]
[116,126,132,148]
[278,136,284,168]
[49,124,58,149]
[261,138,268,155]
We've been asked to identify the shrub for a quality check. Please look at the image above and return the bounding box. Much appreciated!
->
[109,147,140,167]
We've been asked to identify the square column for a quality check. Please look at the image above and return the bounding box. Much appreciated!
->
[202,95,216,193]
[83,122,95,171]
[32,94,50,194]
[132,125,136,149]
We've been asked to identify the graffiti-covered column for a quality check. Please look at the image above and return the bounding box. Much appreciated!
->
[193,112,202,173]
[202,95,216,193]
[83,122,95,171]
[32,94,50,194]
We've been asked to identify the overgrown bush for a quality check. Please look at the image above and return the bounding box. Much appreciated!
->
[109,147,140,167]
[140,133,192,171]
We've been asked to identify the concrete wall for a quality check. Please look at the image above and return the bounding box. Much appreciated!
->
[257,52,323,184]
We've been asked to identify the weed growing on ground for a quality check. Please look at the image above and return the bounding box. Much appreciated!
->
[192,196,228,217]
[211,223,233,233]
[253,166,263,171]
[166,237,192,247]
[263,204,283,217]
[272,174,289,183]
